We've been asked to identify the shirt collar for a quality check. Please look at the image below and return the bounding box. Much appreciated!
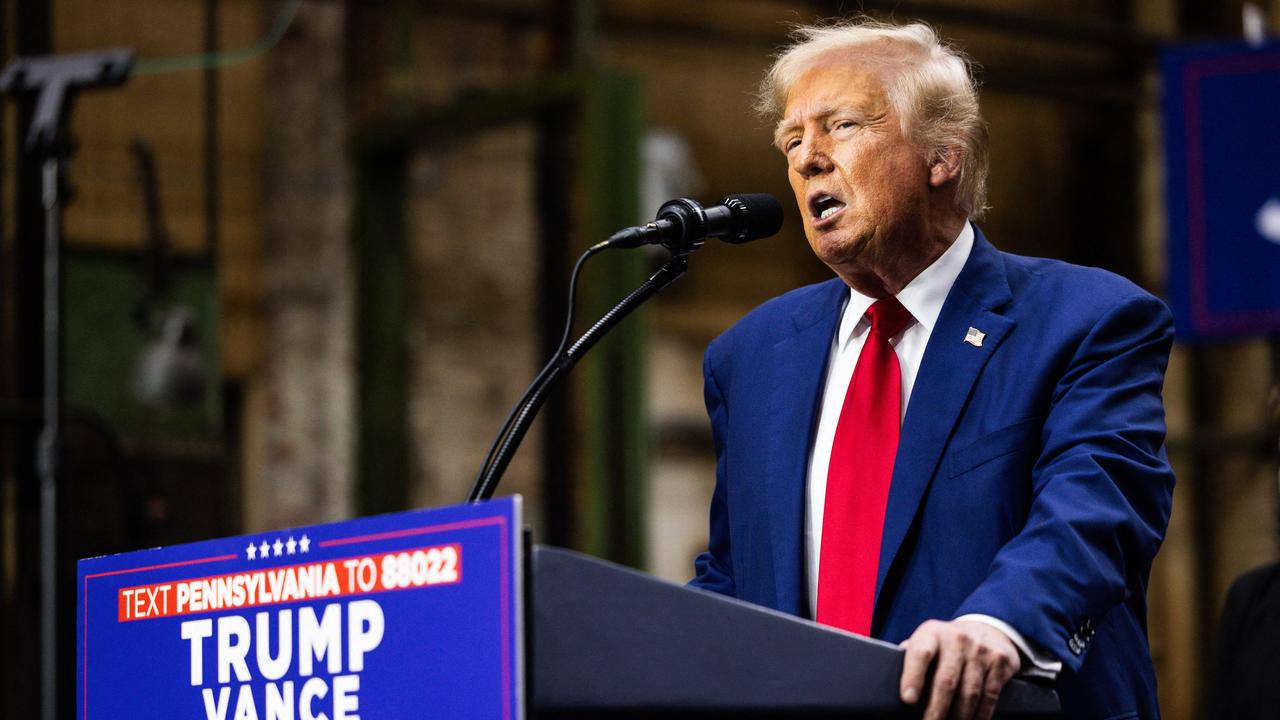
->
[836,222,974,349]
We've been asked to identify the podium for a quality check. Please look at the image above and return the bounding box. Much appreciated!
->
[530,546,1061,718]
[78,498,1058,719]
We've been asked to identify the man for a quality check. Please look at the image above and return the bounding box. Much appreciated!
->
[690,20,1175,720]
[1207,560,1280,719]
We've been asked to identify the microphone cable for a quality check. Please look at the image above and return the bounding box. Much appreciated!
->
[470,242,608,494]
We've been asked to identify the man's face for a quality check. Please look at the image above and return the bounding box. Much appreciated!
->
[776,58,935,293]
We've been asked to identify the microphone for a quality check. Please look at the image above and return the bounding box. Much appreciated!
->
[604,193,784,250]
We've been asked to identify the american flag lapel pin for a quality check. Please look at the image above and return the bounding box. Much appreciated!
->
[964,326,985,347]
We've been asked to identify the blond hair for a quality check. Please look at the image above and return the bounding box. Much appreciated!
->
[760,20,990,219]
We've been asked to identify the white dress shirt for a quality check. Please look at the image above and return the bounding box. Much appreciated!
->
[803,223,1060,677]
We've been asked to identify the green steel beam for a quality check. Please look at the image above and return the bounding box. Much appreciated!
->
[350,70,650,570]
[576,71,647,566]
[351,75,582,159]
[350,78,580,516]
[353,154,410,516]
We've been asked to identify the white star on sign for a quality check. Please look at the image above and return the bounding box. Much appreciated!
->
[286,537,297,555]
[259,541,270,557]
[273,539,284,557]
[299,534,311,553]
[246,543,257,560]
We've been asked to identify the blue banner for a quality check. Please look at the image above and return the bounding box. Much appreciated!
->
[1162,41,1280,339]
[77,497,523,720]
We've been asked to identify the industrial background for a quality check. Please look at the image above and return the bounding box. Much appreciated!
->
[2,1,1278,718]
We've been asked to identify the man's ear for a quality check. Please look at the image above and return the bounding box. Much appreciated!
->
[928,147,964,188]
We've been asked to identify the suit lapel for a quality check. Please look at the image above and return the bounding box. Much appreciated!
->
[874,231,1016,608]
[764,278,846,617]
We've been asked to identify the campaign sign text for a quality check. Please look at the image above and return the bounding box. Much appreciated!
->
[78,496,523,720]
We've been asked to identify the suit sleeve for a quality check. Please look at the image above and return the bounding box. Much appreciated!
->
[689,347,736,597]
[952,290,1175,672]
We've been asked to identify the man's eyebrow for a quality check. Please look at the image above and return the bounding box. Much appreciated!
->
[773,120,800,148]
[773,105,842,148]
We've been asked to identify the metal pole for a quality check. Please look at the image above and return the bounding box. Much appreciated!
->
[38,156,59,720]
[0,48,132,720]
[203,0,219,262]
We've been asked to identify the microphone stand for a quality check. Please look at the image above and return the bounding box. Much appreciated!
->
[466,251,690,503]
[0,48,133,720]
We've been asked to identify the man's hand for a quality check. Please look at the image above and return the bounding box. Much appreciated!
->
[899,619,1021,720]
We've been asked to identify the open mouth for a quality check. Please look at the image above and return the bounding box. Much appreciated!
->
[809,193,846,223]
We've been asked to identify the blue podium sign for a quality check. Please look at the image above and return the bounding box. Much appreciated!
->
[1162,41,1280,339]
[77,496,523,720]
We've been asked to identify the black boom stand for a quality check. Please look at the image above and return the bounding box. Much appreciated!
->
[0,48,133,720]
[467,250,689,503]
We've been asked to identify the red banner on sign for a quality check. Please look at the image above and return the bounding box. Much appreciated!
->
[116,543,461,622]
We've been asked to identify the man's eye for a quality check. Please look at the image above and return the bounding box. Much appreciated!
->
[833,120,857,131]
[784,138,802,153]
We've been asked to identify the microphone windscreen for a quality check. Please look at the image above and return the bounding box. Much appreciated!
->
[721,193,784,243]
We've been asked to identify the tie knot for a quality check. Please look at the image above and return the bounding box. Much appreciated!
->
[865,297,913,339]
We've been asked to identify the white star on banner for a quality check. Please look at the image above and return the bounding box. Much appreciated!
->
[299,535,311,553]
[259,541,270,557]
[246,543,257,560]
[273,539,284,557]
[286,537,297,555]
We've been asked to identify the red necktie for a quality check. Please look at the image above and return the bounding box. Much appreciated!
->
[816,296,913,635]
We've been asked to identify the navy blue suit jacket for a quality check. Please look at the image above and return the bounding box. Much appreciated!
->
[690,229,1175,720]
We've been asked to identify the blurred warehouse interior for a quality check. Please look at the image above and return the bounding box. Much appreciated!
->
[2,1,1279,718]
